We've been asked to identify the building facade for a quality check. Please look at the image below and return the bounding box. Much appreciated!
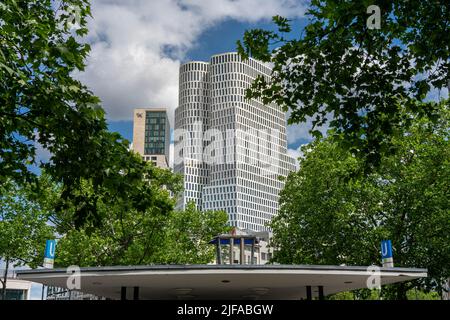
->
[2,279,32,300]
[132,108,170,168]
[174,52,295,231]
[46,286,105,300]
[211,230,273,265]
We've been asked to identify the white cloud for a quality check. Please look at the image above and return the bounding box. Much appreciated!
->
[34,132,52,164]
[75,0,307,124]
[286,112,330,146]
[287,122,312,145]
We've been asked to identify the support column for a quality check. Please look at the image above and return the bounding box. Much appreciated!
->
[240,237,245,265]
[121,286,127,300]
[306,286,312,300]
[133,287,140,300]
[318,286,324,300]
[229,238,234,265]
[216,238,222,265]
[250,239,255,265]
[258,244,261,264]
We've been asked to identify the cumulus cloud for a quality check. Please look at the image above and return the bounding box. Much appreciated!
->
[34,132,52,165]
[287,122,313,145]
[286,112,330,146]
[75,0,307,124]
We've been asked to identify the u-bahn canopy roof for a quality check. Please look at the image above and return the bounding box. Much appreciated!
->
[17,264,427,300]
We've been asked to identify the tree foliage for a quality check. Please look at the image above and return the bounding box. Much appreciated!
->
[271,100,450,299]
[1,169,227,272]
[0,180,54,299]
[328,289,441,300]
[0,0,180,227]
[1,0,97,184]
[159,202,231,264]
[237,1,450,169]
[54,200,229,267]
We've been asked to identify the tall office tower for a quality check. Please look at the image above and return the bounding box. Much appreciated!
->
[132,108,170,168]
[174,53,295,231]
[174,61,210,210]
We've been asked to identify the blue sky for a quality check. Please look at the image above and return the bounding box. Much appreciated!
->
[42,0,449,168]
[105,15,312,157]
[66,0,314,165]
[108,18,310,149]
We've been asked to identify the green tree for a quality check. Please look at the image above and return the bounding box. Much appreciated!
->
[237,1,450,169]
[28,165,181,266]
[158,201,231,264]
[1,1,169,227]
[1,0,96,184]
[47,170,229,266]
[0,181,54,300]
[328,289,441,300]
[271,100,450,299]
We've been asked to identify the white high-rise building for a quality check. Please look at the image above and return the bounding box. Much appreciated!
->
[174,52,295,231]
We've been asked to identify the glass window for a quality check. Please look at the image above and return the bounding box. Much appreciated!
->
[5,289,25,300]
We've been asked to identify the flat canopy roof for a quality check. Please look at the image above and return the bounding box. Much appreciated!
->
[17,264,427,300]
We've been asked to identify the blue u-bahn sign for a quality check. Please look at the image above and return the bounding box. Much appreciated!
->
[381,240,394,267]
[44,240,56,268]
[44,240,56,259]
[381,240,393,259]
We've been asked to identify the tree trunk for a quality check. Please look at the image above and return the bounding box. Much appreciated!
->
[1,258,9,300]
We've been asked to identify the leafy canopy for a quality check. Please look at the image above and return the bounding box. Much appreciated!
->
[271,100,450,299]
[54,199,230,267]
[0,180,54,268]
[1,171,227,270]
[237,1,450,169]
[0,0,180,227]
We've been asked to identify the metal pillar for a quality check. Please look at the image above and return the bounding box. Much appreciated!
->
[121,286,127,300]
[133,287,140,300]
[306,286,312,300]
[216,238,222,265]
[318,286,324,300]
[229,238,234,264]
[258,243,261,264]
[250,239,255,265]
[240,237,245,265]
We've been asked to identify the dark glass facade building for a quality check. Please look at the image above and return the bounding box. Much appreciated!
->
[132,108,170,168]
[144,111,167,155]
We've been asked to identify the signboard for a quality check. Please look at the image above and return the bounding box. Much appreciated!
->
[381,240,394,268]
[43,240,56,269]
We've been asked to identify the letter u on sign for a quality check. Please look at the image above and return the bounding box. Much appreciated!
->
[44,240,56,259]
[381,240,393,259]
